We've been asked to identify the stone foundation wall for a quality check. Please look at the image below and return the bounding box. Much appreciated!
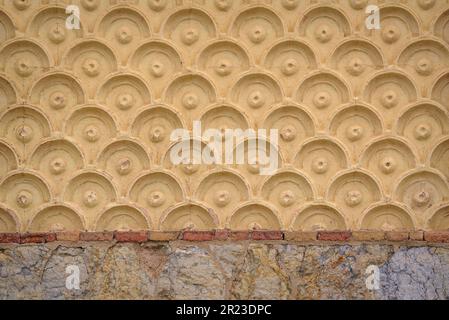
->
[2,232,449,300]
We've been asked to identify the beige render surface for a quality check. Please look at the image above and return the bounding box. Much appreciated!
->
[0,0,449,233]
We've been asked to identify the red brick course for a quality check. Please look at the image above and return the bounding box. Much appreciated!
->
[424,231,449,243]
[182,231,216,241]
[385,231,409,242]
[114,231,148,243]
[317,231,352,242]
[56,231,80,242]
[20,233,56,244]
[149,231,180,241]
[252,231,283,240]
[284,231,317,242]
[0,233,20,243]
[228,231,250,241]
[1,230,449,244]
[80,232,114,242]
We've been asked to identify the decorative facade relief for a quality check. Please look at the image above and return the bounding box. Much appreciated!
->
[0,0,449,233]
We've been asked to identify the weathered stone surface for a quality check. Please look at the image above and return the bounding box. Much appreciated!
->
[1,242,449,300]
[379,247,448,299]
[156,245,226,300]
[231,244,291,300]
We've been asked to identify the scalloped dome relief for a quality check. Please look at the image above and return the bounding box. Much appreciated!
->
[0,1,448,232]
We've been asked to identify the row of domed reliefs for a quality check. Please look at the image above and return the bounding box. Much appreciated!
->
[263,40,317,97]
[164,73,217,125]
[1,41,444,111]
[0,197,428,232]
[231,138,283,193]
[129,40,183,99]
[396,102,449,163]
[298,6,351,63]
[200,104,249,133]
[394,169,449,227]
[63,40,118,98]
[359,203,415,231]
[29,139,85,197]
[23,203,152,233]
[197,40,251,96]
[262,105,315,163]
[194,170,250,224]
[63,171,117,230]
[0,171,444,232]
[397,39,449,96]
[96,7,151,65]
[0,172,50,225]
[329,105,383,161]
[0,1,447,232]
[230,72,283,125]
[2,2,448,43]
[261,170,314,227]
[2,105,440,190]
[230,7,284,64]
[131,105,183,165]
[29,73,85,131]
[360,137,417,195]
[326,170,383,228]
[160,203,218,231]
[0,106,52,163]
[6,100,441,171]
[162,139,214,194]
[97,74,152,131]
[129,171,184,230]
[228,203,281,231]
[369,6,420,64]
[291,204,347,232]
[97,139,151,196]
[65,106,118,164]
[363,71,417,129]
[95,205,151,232]
[29,204,86,233]
[4,1,444,35]
[296,72,350,130]
[0,39,52,97]
[294,138,348,197]
[163,8,217,65]
[330,40,385,96]
[26,7,83,65]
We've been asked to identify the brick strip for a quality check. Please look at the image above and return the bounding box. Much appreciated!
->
[19,233,56,244]
[114,231,148,243]
[424,231,449,243]
[318,231,352,242]
[80,232,114,242]
[0,230,447,244]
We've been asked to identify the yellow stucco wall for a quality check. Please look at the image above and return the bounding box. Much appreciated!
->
[1,0,449,233]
